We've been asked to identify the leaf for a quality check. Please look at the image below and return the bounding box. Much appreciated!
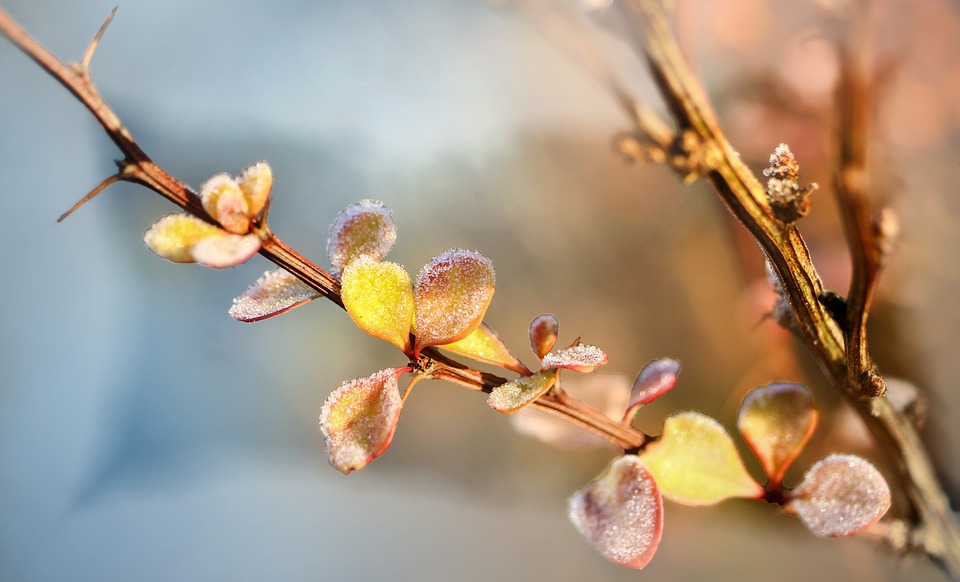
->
[237,161,272,217]
[787,454,891,537]
[567,455,663,570]
[327,200,397,274]
[191,233,261,269]
[229,268,321,322]
[540,343,608,373]
[341,259,415,354]
[142,213,254,266]
[319,368,405,475]
[624,357,682,421]
[737,382,817,488]
[640,411,763,505]
[487,371,556,414]
[529,313,559,359]
[413,248,495,351]
[439,323,530,375]
[200,173,250,234]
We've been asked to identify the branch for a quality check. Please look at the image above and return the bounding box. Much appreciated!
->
[0,6,649,455]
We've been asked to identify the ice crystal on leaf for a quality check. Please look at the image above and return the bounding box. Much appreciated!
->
[319,368,405,475]
[529,314,559,359]
[341,259,415,354]
[787,454,891,537]
[737,383,817,488]
[143,213,259,269]
[568,455,664,570]
[624,357,681,421]
[487,371,556,414]
[414,249,495,351]
[541,343,608,373]
[237,161,273,217]
[229,268,321,322]
[327,199,397,275]
[200,173,251,234]
[640,411,763,505]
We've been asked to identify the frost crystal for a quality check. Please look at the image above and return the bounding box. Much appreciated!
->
[789,454,891,537]
[414,248,495,350]
[327,200,397,274]
[568,455,663,570]
[229,268,321,322]
[487,371,556,414]
[541,343,608,373]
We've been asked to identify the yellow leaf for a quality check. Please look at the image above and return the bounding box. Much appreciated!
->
[487,371,556,414]
[737,383,817,488]
[237,161,272,217]
[143,213,225,263]
[341,259,414,354]
[640,411,762,505]
[440,323,529,375]
[200,174,250,234]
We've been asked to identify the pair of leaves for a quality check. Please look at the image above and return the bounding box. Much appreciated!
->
[144,162,271,268]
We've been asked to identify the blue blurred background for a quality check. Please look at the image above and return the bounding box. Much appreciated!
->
[2,1,958,580]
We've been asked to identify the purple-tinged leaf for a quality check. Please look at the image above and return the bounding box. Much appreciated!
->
[529,313,559,359]
[440,323,530,375]
[327,200,397,274]
[787,454,891,537]
[319,368,405,475]
[540,343,608,373]
[487,371,556,414]
[413,248,495,351]
[229,268,321,322]
[623,358,681,421]
[568,455,663,570]
[737,383,817,488]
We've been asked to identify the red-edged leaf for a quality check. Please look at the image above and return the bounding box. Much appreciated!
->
[529,313,559,359]
[640,411,763,505]
[487,371,556,414]
[540,343,608,373]
[568,455,663,570]
[439,323,530,375]
[787,454,891,537]
[413,248,495,351]
[319,368,405,475]
[229,268,321,322]
[623,357,681,421]
[327,200,397,274]
[737,383,817,488]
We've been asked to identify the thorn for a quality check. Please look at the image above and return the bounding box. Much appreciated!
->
[81,7,117,70]
[57,174,120,222]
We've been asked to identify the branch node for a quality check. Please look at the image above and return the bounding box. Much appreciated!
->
[763,143,817,224]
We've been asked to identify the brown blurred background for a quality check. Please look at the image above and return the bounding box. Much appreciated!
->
[2,0,958,580]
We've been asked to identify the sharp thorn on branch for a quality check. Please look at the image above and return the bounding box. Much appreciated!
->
[81,7,117,70]
[57,173,121,222]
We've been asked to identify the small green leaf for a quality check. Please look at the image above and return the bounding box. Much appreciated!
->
[640,411,763,505]
[229,268,321,322]
[529,313,559,359]
[440,323,530,375]
[414,248,495,351]
[737,383,817,488]
[568,455,663,570]
[787,454,891,537]
[319,368,405,475]
[487,371,556,414]
[341,259,415,354]
[540,343,608,373]
[327,200,397,274]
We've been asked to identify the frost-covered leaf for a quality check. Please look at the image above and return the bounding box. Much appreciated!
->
[487,371,556,414]
[200,173,250,234]
[341,259,415,354]
[640,411,763,505]
[327,200,397,274]
[144,212,260,268]
[529,313,559,359]
[737,383,817,487]
[229,268,321,322]
[413,248,495,351]
[511,374,629,449]
[191,232,261,269]
[787,454,891,537]
[440,323,529,375]
[319,368,405,475]
[624,358,681,421]
[237,161,272,217]
[541,343,608,373]
[568,455,663,570]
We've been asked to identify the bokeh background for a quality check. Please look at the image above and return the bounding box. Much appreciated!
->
[2,0,959,580]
